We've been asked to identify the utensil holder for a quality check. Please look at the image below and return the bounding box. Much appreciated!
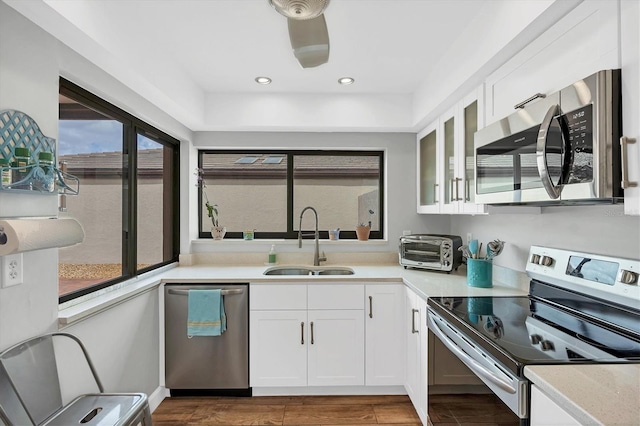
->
[467,259,492,288]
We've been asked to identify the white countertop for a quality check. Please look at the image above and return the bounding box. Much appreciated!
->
[159,263,528,300]
[59,262,527,325]
[525,364,640,425]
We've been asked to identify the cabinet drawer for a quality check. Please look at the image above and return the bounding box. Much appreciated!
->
[250,284,307,310]
[308,284,364,310]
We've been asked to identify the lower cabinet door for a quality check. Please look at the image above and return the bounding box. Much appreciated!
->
[365,284,405,386]
[250,310,307,387]
[307,309,365,386]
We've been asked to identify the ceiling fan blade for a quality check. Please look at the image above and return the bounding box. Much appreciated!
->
[287,14,329,68]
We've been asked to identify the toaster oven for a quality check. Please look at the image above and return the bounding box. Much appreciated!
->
[399,234,463,272]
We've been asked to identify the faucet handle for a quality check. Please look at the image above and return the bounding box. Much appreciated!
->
[319,251,327,263]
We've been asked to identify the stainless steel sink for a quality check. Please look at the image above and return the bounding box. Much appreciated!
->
[316,267,355,275]
[263,266,354,276]
[263,267,315,276]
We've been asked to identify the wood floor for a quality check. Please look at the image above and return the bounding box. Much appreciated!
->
[152,394,518,425]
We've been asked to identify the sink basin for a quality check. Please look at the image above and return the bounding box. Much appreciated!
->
[263,266,355,276]
[263,267,315,276]
[316,267,355,275]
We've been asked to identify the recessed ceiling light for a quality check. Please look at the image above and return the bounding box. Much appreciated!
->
[338,77,355,85]
[255,76,272,85]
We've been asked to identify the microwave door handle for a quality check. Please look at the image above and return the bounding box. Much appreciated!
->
[536,104,563,199]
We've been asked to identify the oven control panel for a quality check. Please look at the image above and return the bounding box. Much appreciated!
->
[526,246,640,311]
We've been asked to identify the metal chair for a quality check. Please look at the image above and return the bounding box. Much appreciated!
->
[0,332,152,426]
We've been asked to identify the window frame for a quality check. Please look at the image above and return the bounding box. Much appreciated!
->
[58,78,180,304]
[197,149,384,240]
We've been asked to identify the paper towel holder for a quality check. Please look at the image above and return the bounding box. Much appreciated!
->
[0,218,85,256]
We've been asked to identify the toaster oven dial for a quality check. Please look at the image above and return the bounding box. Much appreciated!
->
[531,254,541,264]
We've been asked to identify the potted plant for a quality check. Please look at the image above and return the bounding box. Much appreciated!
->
[355,209,374,241]
[195,168,226,240]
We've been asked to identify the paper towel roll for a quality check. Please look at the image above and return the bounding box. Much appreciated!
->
[0,218,85,256]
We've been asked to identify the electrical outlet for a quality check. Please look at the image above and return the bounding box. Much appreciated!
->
[466,233,473,245]
[1,253,23,288]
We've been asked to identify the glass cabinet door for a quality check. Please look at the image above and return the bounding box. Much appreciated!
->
[463,100,477,203]
[419,129,437,208]
[443,116,455,206]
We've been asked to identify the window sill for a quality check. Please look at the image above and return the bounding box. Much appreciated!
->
[192,238,389,245]
[58,263,178,328]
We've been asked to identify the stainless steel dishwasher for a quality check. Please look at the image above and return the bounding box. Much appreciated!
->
[164,283,250,396]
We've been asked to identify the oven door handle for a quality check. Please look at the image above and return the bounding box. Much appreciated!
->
[536,104,569,199]
[428,313,517,395]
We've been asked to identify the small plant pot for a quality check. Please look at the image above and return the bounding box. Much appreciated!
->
[211,226,226,240]
[355,225,371,241]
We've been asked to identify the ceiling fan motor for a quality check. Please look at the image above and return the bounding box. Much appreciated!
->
[269,0,330,20]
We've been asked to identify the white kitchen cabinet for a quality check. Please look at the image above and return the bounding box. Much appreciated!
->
[621,0,640,216]
[485,0,620,125]
[417,86,486,215]
[365,284,404,386]
[250,310,308,387]
[250,283,365,388]
[404,287,428,425]
[307,309,364,386]
[530,385,581,426]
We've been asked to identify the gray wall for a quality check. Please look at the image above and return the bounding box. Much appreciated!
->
[192,131,452,254]
[451,204,640,273]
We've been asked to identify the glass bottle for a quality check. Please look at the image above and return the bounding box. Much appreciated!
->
[38,151,55,192]
[0,157,11,187]
[12,147,31,185]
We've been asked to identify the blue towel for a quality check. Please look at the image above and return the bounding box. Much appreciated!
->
[187,289,226,337]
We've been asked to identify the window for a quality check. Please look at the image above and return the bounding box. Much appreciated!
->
[58,78,179,303]
[198,150,383,239]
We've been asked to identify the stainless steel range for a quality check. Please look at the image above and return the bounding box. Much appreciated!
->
[427,246,640,424]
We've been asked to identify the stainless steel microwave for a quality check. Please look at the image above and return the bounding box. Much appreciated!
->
[399,234,462,272]
[474,69,623,205]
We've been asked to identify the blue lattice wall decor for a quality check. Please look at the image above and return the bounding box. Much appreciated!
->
[0,109,78,194]
[0,110,56,161]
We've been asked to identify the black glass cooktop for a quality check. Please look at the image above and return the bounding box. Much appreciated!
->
[428,283,640,376]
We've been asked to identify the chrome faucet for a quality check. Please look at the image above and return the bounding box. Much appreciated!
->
[298,206,327,266]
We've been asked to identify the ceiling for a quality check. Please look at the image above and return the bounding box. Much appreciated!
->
[4,0,565,132]
[43,0,485,95]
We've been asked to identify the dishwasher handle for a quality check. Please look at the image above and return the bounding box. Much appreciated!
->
[167,288,244,296]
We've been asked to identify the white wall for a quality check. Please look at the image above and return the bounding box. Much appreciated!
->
[0,1,60,349]
[451,205,640,273]
[0,2,182,397]
[191,131,451,255]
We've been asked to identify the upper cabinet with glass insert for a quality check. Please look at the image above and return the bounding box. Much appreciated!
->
[416,86,487,215]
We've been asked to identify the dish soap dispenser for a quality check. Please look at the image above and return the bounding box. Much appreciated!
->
[268,245,277,265]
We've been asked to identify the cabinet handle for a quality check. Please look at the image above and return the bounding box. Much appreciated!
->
[369,296,373,318]
[433,183,439,204]
[454,177,462,201]
[465,178,471,202]
[411,309,419,334]
[621,137,637,189]
[301,322,304,345]
[514,93,546,109]
[450,178,455,203]
[310,321,315,344]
